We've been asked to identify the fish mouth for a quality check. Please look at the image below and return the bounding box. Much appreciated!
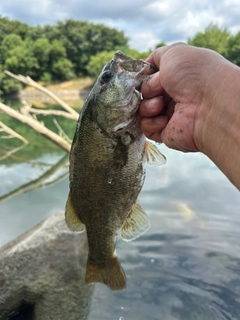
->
[115,51,157,75]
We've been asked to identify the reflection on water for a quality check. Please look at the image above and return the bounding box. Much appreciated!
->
[1,145,240,319]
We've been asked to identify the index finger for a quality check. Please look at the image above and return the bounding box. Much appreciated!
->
[141,71,164,99]
[145,45,168,65]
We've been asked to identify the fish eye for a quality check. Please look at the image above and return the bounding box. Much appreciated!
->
[101,70,112,83]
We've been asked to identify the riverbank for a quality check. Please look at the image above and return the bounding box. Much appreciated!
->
[20,77,94,107]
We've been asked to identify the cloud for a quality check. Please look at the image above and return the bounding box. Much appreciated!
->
[128,31,160,52]
[0,0,239,51]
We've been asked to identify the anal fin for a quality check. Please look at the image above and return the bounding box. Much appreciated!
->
[121,201,150,242]
[65,193,85,232]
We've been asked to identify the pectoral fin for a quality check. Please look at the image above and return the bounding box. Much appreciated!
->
[65,193,85,232]
[144,140,166,166]
[120,201,150,241]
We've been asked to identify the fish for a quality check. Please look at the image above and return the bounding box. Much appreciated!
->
[65,51,166,291]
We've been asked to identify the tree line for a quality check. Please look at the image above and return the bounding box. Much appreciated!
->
[0,17,131,94]
[0,17,239,95]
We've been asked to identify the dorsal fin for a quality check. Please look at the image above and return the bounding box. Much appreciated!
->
[144,140,166,166]
[120,201,150,241]
[65,194,85,232]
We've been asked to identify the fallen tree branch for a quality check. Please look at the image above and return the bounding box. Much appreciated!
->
[0,102,71,152]
[28,108,78,120]
[0,121,28,144]
[0,154,69,203]
[0,144,27,162]
[5,70,79,119]
[52,118,72,143]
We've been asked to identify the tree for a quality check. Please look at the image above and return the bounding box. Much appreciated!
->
[226,32,240,66]
[86,48,150,79]
[32,38,52,71]
[0,66,22,94]
[52,58,75,81]
[0,34,23,62]
[188,23,231,57]
[56,19,128,76]
[86,51,116,78]
[0,16,29,42]
[155,41,167,48]
[4,38,39,78]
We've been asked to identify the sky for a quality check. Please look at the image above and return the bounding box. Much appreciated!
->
[0,0,240,51]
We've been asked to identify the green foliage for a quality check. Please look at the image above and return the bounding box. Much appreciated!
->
[32,38,51,68]
[49,39,67,59]
[0,34,23,62]
[0,16,129,94]
[188,23,240,65]
[86,48,150,79]
[155,41,167,48]
[0,16,29,42]
[56,20,128,76]
[1,16,239,95]
[0,72,23,95]
[5,38,39,78]
[188,23,231,57]
[52,58,75,80]
[40,72,52,83]
[226,32,240,66]
[86,51,116,78]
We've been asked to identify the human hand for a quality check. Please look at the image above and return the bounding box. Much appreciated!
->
[139,43,229,153]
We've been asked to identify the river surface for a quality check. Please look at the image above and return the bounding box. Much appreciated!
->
[0,144,240,319]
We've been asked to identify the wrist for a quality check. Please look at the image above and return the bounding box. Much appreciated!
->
[195,61,240,188]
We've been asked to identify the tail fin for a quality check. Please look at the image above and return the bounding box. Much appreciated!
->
[85,256,126,291]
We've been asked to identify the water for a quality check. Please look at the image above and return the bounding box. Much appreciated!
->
[0,145,240,319]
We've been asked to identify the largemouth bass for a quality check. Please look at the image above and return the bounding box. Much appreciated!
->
[65,51,166,291]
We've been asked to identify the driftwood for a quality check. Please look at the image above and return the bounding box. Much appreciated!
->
[26,107,77,120]
[4,71,79,118]
[0,102,71,152]
[0,121,28,144]
[0,71,82,157]
[0,154,69,203]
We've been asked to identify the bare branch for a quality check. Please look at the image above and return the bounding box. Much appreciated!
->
[0,154,69,203]
[0,121,28,144]
[0,144,27,161]
[29,108,77,120]
[0,102,71,152]
[19,99,77,120]
[20,100,32,117]
[52,118,72,143]
[5,70,79,119]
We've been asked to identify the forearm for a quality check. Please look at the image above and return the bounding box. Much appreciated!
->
[195,61,240,189]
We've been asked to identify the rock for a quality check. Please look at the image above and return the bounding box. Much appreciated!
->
[0,212,93,320]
